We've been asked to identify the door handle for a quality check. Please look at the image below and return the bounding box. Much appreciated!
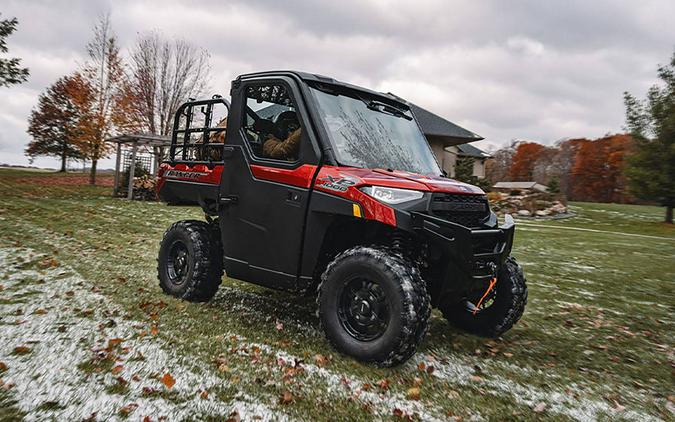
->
[219,195,238,205]
[287,191,301,203]
[221,146,235,159]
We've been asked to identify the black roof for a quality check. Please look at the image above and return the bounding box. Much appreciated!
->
[407,103,483,142]
[456,143,490,158]
[237,70,483,143]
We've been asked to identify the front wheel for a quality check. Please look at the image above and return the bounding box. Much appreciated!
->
[441,256,527,338]
[318,246,430,367]
[157,220,223,302]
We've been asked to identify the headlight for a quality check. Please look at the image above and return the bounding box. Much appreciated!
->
[360,186,424,204]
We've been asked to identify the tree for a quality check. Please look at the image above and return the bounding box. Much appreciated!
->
[26,75,85,171]
[78,14,126,185]
[485,141,516,184]
[0,14,29,87]
[623,51,675,223]
[123,32,211,135]
[509,142,545,181]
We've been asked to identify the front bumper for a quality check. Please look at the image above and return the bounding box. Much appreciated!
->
[410,212,516,300]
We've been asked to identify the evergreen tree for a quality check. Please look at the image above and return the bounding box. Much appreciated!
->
[623,51,675,223]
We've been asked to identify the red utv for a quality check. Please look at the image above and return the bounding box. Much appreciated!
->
[156,71,527,366]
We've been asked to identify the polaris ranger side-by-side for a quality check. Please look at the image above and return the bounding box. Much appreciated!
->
[156,70,527,366]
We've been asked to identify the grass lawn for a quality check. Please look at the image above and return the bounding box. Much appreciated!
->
[0,169,673,421]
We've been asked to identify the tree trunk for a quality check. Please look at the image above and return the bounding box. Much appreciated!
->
[89,160,98,185]
[59,142,67,172]
[666,205,673,224]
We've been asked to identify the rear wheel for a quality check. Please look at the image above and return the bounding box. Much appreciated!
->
[157,220,223,302]
[318,246,430,367]
[441,256,527,337]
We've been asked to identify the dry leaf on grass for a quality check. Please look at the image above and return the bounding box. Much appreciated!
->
[407,387,421,400]
[111,365,124,375]
[161,373,175,389]
[119,403,138,416]
[13,346,31,355]
[200,390,209,399]
[275,320,284,331]
[533,402,547,413]
[377,378,390,391]
[313,354,330,367]
[226,410,241,422]
[279,390,293,404]
[0,362,7,371]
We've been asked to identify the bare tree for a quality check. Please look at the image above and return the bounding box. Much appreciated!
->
[125,32,211,136]
[77,13,126,185]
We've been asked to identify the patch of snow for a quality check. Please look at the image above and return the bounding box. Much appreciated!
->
[0,247,285,421]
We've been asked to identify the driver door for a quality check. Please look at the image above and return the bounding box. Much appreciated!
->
[218,79,319,291]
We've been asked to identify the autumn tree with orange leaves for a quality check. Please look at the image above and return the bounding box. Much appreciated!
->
[26,74,85,171]
[508,142,546,181]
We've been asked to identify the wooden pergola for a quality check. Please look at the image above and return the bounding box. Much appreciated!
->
[106,133,172,199]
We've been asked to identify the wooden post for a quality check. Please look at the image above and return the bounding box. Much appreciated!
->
[113,142,122,196]
[127,141,138,200]
[152,146,158,175]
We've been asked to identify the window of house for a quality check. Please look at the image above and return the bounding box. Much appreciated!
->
[242,84,302,162]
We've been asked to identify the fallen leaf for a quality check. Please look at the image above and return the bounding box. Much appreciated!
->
[417,362,426,371]
[407,387,421,400]
[111,365,124,375]
[13,346,31,355]
[200,390,209,399]
[470,375,483,382]
[33,309,47,315]
[313,354,330,367]
[275,320,284,331]
[142,417,151,422]
[161,373,175,389]
[377,378,390,391]
[150,324,159,336]
[218,364,231,373]
[426,365,435,375]
[533,402,547,413]
[0,362,7,371]
[362,383,371,391]
[226,410,241,422]
[612,400,625,412]
[119,403,138,416]
[279,390,293,404]
[503,352,514,358]
[413,377,423,387]
[107,338,124,350]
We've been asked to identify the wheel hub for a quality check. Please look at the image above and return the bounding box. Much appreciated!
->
[338,278,390,341]
[167,241,189,285]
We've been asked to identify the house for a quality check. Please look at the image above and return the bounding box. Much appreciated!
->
[407,103,488,178]
[492,181,549,194]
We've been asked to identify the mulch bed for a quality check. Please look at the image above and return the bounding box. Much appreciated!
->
[13,175,114,187]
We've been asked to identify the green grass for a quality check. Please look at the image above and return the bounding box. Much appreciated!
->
[0,169,673,421]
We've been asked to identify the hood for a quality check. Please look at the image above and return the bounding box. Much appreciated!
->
[331,167,485,195]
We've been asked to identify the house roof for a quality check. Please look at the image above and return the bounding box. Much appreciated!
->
[493,181,549,192]
[408,103,483,143]
[456,143,491,158]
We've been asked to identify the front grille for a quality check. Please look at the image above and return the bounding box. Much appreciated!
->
[430,193,490,228]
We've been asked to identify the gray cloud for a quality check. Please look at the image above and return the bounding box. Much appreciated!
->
[1,0,673,168]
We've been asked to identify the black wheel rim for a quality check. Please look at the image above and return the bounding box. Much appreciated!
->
[167,240,190,285]
[338,277,390,341]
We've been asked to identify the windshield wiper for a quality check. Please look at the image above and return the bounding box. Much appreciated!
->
[366,100,413,120]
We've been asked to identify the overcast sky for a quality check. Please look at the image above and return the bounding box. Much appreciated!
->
[1,0,674,169]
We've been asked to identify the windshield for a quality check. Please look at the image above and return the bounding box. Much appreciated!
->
[310,86,442,176]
